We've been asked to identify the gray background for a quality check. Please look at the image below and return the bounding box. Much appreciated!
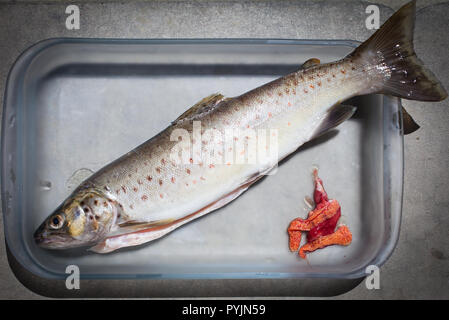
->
[0,0,448,299]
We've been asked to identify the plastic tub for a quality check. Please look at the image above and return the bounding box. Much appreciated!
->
[1,38,403,279]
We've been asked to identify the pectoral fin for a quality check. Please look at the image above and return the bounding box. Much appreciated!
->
[117,218,175,230]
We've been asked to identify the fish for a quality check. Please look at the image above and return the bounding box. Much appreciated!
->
[34,0,447,253]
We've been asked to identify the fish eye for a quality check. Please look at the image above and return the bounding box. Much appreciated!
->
[49,214,64,229]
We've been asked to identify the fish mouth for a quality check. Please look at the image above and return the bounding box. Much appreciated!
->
[33,228,65,249]
[34,232,55,248]
[34,235,70,249]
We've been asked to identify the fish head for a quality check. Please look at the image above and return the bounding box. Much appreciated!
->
[34,188,118,249]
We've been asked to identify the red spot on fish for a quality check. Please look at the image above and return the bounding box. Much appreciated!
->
[186,169,191,174]
[288,102,292,107]
[200,176,206,181]
[309,84,314,89]
[341,69,346,74]
[257,99,263,104]
[121,186,126,194]
[246,124,250,129]
[285,88,290,94]
[116,189,120,195]
[128,174,132,178]
[171,177,175,183]
[159,179,163,186]
[327,78,331,82]
[193,180,197,184]
[156,167,161,173]
[159,194,163,199]
[317,81,322,87]
[268,112,272,117]
[278,92,283,97]
[293,79,298,86]
[161,159,166,165]
[288,122,291,126]
[351,66,356,70]
[209,164,215,169]
[94,200,98,206]
[332,74,336,78]
[130,204,134,210]
[292,89,296,95]
[137,179,143,185]
[304,89,308,94]
[141,195,148,201]
[103,201,108,208]
[147,175,152,182]
[133,187,138,192]
[189,158,193,164]
[234,137,238,141]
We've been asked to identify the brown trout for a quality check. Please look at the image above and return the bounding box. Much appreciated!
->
[34,1,447,253]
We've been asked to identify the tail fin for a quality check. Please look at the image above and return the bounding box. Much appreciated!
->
[350,0,447,101]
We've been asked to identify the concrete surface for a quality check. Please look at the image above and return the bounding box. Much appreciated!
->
[0,0,448,299]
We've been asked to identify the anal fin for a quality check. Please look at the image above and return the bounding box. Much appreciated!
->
[311,104,356,139]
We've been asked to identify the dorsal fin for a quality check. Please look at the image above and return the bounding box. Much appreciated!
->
[301,58,321,69]
[173,93,225,124]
